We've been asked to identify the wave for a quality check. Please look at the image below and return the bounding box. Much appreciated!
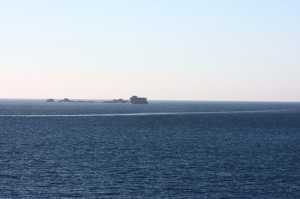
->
[0,109,299,117]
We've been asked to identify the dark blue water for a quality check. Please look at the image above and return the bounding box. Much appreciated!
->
[0,100,300,198]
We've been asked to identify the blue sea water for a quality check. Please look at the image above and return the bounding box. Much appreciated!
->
[0,100,300,198]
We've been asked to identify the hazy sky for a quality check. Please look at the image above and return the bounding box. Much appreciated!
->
[1,0,299,101]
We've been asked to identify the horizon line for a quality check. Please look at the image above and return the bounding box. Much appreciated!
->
[0,97,299,103]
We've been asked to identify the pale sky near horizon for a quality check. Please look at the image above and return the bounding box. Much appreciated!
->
[0,0,299,101]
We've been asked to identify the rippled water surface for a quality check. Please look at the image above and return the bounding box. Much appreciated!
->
[0,100,300,198]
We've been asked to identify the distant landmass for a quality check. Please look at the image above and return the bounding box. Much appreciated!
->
[46,96,148,104]
[46,98,95,103]
[46,98,55,102]
[103,99,129,104]
[129,96,148,104]
[58,98,73,103]
[103,96,148,104]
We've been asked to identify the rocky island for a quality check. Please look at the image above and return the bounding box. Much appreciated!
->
[57,98,96,103]
[46,98,55,102]
[46,96,147,104]
[58,98,73,103]
[103,99,129,104]
[103,96,148,104]
[130,96,148,104]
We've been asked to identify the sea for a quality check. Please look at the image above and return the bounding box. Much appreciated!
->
[0,100,299,198]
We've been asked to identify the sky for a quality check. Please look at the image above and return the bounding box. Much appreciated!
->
[0,0,299,101]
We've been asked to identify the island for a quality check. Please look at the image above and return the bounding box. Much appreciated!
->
[130,96,148,104]
[52,96,148,104]
[57,98,96,103]
[46,98,55,102]
[103,99,129,104]
[58,98,73,103]
[102,96,148,104]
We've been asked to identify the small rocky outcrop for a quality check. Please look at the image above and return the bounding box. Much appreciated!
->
[58,98,73,103]
[46,99,55,102]
[129,96,148,104]
[103,99,129,103]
